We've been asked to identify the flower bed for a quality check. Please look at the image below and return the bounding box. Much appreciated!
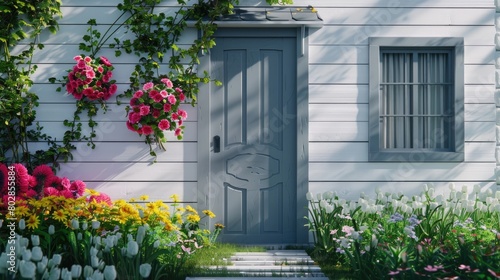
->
[0,164,220,279]
[306,185,500,279]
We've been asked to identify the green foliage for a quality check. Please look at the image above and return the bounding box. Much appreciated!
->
[0,0,63,170]
[306,186,500,279]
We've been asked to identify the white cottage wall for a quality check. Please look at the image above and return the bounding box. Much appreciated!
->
[303,0,498,199]
[27,0,201,204]
[23,0,499,204]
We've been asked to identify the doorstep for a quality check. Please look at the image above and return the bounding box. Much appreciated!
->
[186,250,329,279]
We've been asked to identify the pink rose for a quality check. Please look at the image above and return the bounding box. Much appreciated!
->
[167,95,176,104]
[139,105,150,116]
[163,103,171,112]
[142,125,153,135]
[143,82,154,91]
[161,78,173,88]
[158,119,170,130]
[134,90,144,98]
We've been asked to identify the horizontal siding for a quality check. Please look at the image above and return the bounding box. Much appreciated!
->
[306,0,496,200]
[57,162,197,181]
[32,122,198,142]
[309,162,495,181]
[13,0,496,203]
[310,142,496,162]
[310,121,495,142]
[309,104,495,122]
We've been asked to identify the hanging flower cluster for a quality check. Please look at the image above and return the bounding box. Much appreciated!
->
[0,163,111,207]
[126,78,188,150]
[65,55,117,101]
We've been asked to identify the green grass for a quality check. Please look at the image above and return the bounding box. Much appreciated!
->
[178,243,267,279]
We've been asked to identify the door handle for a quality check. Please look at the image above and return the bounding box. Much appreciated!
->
[213,135,220,153]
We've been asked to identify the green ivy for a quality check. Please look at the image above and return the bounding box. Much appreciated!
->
[0,0,64,170]
[2,0,294,168]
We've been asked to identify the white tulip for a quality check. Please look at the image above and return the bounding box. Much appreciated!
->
[19,260,36,278]
[71,219,79,230]
[19,219,26,230]
[461,185,468,193]
[140,263,152,278]
[49,267,61,280]
[83,265,94,278]
[31,235,40,246]
[37,261,46,274]
[92,220,101,229]
[137,226,146,245]
[127,240,139,256]
[306,192,314,201]
[48,225,55,235]
[31,246,43,262]
[103,265,117,280]
[473,184,481,193]
[71,264,82,278]
[92,270,104,280]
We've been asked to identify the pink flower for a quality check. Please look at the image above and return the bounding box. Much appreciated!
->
[388,271,399,276]
[70,180,86,197]
[142,125,153,135]
[167,94,176,104]
[424,265,442,272]
[152,109,161,118]
[161,78,173,88]
[179,93,186,102]
[175,128,182,137]
[458,265,471,271]
[342,225,354,236]
[44,187,59,197]
[73,55,82,61]
[97,66,104,73]
[84,56,92,63]
[163,103,172,112]
[88,192,112,206]
[126,121,137,132]
[86,71,96,80]
[330,229,338,235]
[139,105,150,116]
[61,177,71,190]
[177,109,188,120]
[12,164,30,191]
[128,112,141,124]
[143,82,154,91]
[109,84,117,95]
[159,90,168,98]
[100,56,112,67]
[134,90,144,98]
[158,119,170,130]
[77,60,86,69]
[59,189,74,199]
[488,268,500,278]
[32,165,54,189]
[46,176,62,189]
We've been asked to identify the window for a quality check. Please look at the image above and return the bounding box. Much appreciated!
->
[369,37,464,162]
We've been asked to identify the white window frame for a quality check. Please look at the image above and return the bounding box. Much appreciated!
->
[368,37,464,162]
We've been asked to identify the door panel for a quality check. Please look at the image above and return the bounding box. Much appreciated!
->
[210,37,297,244]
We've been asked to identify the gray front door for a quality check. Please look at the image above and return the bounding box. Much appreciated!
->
[209,36,297,244]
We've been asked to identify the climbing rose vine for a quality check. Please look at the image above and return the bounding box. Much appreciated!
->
[126,78,188,152]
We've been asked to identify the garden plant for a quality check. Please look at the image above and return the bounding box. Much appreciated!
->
[0,163,221,279]
[306,185,500,279]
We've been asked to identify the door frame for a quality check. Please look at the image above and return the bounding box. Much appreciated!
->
[197,28,310,244]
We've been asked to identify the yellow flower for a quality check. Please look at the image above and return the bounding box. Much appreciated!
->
[202,210,216,218]
[15,205,30,217]
[170,194,179,203]
[26,215,40,230]
[140,195,149,201]
[215,223,225,229]
[52,209,67,223]
[187,214,200,223]
[186,205,198,214]
[177,207,185,213]
[86,189,100,196]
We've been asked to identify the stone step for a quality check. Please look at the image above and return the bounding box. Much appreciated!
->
[188,250,327,279]
[186,276,329,280]
[230,260,316,266]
